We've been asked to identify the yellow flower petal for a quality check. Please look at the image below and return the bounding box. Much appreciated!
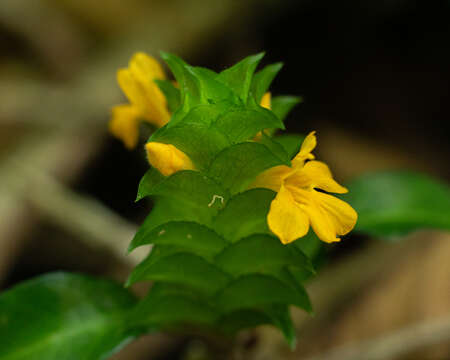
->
[303,161,348,194]
[284,168,312,190]
[117,68,148,111]
[109,105,140,149]
[128,53,170,127]
[260,92,271,110]
[292,131,316,167]
[131,52,166,80]
[267,185,310,245]
[302,191,357,243]
[117,53,170,129]
[145,142,194,176]
[249,165,293,192]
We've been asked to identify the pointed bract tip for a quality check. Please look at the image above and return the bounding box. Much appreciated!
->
[124,277,133,288]
[127,242,135,254]
[272,61,284,71]
[288,336,297,350]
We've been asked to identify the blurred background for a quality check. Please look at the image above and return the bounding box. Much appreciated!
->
[0,0,449,359]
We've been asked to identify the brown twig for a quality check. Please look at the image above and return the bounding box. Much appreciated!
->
[302,315,450,360]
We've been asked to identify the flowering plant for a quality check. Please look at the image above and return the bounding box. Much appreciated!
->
[1,52,449,360]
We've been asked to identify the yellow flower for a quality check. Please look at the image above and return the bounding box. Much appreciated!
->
[146,142,194,176]
[251,131,357,244]
[109,52,171,149]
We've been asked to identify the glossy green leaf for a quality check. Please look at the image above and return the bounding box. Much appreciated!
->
[218,309,272,333]
[128,252,231,296]
[274,134,305,158]
[218,304,295,348]
[151,106,231,169]
[345,171,450,237]
[130,283,217,328]
[270,267,312,314]
[188,66,237,104]
[216,53,264,103]
[160,52,201,112]
[136,168,165,201]
[154,79,181,113]
[127,245,212,287]
[129,221,228,255]
[258,132,291,163]
[215,234,314,276]
[207,142,287,193]
[213,108,284,144]
[263,304,296,349]
[271,95,302,122]
[137,170,228,225]
[134,197,202,241]
[213,188,275,242]
[251,62,283,103]
[215,274,311,313]
[0,272,138,360]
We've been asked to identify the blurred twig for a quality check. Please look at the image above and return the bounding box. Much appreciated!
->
[0,0,85,76]
[5,161,143,265]
[245,236,427,360]
[303,315,450,360]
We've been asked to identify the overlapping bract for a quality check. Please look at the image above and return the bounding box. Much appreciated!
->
[126,52,344,346]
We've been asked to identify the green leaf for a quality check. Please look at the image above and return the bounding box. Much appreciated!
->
[271,96,302,122]
[213,108,284,144]
[0,272,138,360]
[251,62,283,103]
[345,171,450,237]
[293,231,322,259]
[188,66,237,104]
[160,52,201,111]
[258,132,291,163]
[135,196,203,235]
[218,304,295,348]
[263,304,296,349]
[130,283,217,328]
[151,106,231,169]
[215,234,314,276]
[136,168,165,201]
[154,79,181,113]
[129,221,228,256]
[218,309,272,333]
[127,245,196,287]
[216,53,264,103]
[213,188,275,242]
[128,252,231,296]
[215,274,311,313]
[138,170,228,225]
[273,134,305,159]
[207,142,287,193]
